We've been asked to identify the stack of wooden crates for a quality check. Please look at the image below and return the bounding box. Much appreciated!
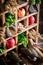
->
[0,0,39,57]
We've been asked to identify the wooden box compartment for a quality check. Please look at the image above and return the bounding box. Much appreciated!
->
[28,27,37,42]
[5,26,16,39]
[5,12,17,38]
[0,1,42,64]
[17,19,27,33]
[17,5,28,20]
[28,14,38,26]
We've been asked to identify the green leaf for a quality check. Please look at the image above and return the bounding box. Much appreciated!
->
[5,13,16,25]
[36,0,41,4]
[6,18,11,23]
[18,33,28,48]
[0,49,4,53]
[13,19,16,25]
[5,22,9,27]
[22,37,28,47]
[10,18,14,23]
[6,13,14,19]
[31,0,35,5]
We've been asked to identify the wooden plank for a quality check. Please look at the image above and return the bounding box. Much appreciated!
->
[16,2,28,9]
[17,12,38,22]
[0,1,39,58]
[6,23,37,41]
[0,43,22,56]
[36,5,40,43]
[0,11,8,16]
[2,14,5,25]
[0,22,40,56]
[0,2,28,16]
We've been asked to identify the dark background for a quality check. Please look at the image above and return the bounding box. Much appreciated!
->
[39,0,43,34]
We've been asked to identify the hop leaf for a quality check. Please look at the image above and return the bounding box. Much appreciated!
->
[36,0,41,4]
[31,0,36,5]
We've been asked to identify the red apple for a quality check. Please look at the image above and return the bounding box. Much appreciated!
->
[6,38,15,48]
[29,16,35,25]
